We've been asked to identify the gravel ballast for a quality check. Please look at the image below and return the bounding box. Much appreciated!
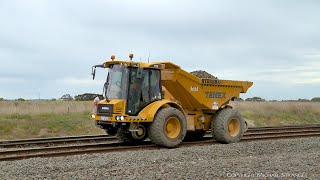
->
[0,137,319,179]
[190,70,218,79]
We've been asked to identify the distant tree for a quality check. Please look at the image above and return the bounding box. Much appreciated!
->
[232,97,244,101]
[16,98,25,101]
[75,93,103,101]
[297,99,309,102]
[60,94,74,101]
[269,100,278,102]
[51,98,57,101]
[311,97,320,102]
[245,97,266,102]
[0,98,4,101]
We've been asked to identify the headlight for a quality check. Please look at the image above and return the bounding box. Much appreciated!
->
[115,116,125,121]
[91,114,95,119]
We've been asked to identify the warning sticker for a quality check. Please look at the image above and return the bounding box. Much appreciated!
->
[191,86,198,91]
[212,102,219,110]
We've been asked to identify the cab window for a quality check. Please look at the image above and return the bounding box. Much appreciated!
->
[127,68,162,115]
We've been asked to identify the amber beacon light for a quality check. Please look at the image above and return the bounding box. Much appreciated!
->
[129,53,134,60]
[111,55,115,61]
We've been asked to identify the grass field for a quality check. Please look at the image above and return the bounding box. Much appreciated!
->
[0,101,319,140]
[0,101,105,140]
[232,101,320,126]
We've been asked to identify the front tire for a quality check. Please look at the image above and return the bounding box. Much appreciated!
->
[212,108,245,143]
[148,107,187,148]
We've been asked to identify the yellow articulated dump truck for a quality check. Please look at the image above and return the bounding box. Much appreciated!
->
[90,54,253,147]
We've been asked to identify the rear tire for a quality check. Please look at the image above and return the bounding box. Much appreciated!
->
[212,108,245,143]
[148,107,187,148]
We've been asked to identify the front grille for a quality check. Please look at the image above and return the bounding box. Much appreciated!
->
[97,104,114,114]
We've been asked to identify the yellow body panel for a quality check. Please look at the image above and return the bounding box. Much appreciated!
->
[94,99,180,123]
[138,100,183,121]
[98,99,126,114]
[160,64,253,111]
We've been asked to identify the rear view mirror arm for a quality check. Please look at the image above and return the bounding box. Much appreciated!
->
[91,64,104,80]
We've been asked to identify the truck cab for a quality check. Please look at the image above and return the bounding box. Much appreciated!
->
[91,56,169,142]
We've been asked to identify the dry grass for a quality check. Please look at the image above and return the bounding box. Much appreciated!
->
[0,101,320,140]
[0,113,105,140]
[231,101,320,126]
[232,101,320,114]
[0,101,92,115]
[0,101,103,140]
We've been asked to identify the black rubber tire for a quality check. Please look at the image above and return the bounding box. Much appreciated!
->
[184,130,206,141]
[148,107,187,148]
[131,124,148,141]
[212,108,245,143]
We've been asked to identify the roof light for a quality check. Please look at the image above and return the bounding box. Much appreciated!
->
[129,53,134,61]
[111,55,115,61]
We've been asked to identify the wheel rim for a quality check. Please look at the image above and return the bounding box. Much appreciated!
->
[228,118,240,137]
[137,127,144,136]
[165,117,181,139]
[131,124,146,140]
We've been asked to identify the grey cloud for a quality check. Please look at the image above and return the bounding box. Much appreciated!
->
[0,0,320,99]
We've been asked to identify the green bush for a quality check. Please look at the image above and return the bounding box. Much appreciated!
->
[75,93,103,101]
[311,97,320,102]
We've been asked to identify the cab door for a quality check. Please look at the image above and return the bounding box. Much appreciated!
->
[127,68,162,115]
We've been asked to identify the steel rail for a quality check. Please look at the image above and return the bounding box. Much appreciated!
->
[0,134,110,145]
[0,136,114,148]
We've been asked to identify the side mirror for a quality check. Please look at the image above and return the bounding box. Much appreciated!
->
[91,67,96,80]
[91,64,105,80]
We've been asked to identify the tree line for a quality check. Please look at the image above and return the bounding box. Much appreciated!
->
[234,96,320,102]
[60,93,103,101]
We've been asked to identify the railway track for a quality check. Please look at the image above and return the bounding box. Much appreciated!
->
[0,124,319,161]
[1,124,320,148]
[0,134,113,148]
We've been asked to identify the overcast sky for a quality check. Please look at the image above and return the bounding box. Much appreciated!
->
[0,0,319,100]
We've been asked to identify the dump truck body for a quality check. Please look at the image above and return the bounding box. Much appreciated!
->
[91,56,253,147]
[160,62,252,131]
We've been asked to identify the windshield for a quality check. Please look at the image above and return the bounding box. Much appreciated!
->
[105,64,129,99]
